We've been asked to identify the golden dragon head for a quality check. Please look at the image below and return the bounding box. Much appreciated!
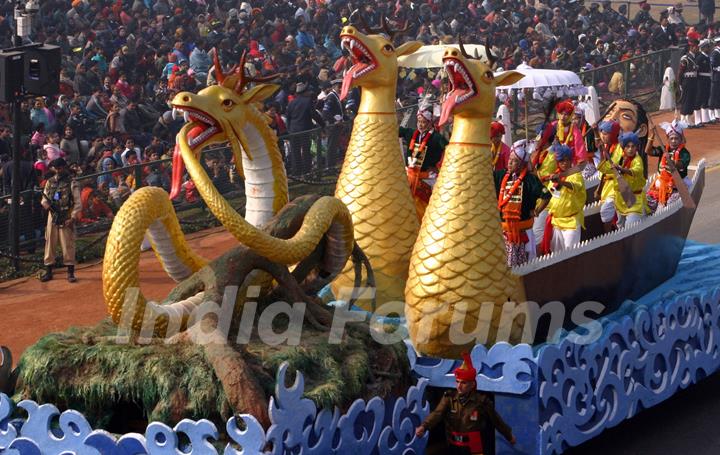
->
[339,15,422,100]
[439,40,523,126]
[169,51,279,198]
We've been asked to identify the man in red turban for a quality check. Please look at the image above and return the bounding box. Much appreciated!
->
[415,353,516,454]
[490,121,510,171]
[549,99,587,167]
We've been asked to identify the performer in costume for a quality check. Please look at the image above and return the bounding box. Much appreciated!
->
[679,31,700,127]
[696,39,713,124]
[575,105,598,179]
[416,353,516,455]
[646,120,692,213]
[531,123,558,251]
[541,144,586,254]
[494,140,551,267]
[400,105,449,220]
[709,37,720,119]
[595,120,624,232]
[597,132,647,228]
[601,98,650,177]
[545,99,587,166]
[490,121,511,171]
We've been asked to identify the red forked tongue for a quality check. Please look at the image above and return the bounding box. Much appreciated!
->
[340,68,355,101]
[439,94,458,127]
[169,142,184,200]
[169,125,205,199]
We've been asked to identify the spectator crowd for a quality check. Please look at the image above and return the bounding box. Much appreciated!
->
[0,0,712,232]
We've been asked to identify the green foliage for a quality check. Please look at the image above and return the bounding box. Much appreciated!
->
[16,319,228,428]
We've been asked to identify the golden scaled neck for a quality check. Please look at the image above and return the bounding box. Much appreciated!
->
[448,115,492,145]
[357,84,398,114]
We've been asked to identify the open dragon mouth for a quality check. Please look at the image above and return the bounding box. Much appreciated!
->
[169,105,222,200]
[173,106,221,148]
[440,57,477,126]
[340,34,378,100]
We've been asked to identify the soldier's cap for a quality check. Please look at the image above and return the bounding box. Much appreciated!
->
[49,158,68,168]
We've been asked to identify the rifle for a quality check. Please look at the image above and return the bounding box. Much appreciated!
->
[40,189,70,226]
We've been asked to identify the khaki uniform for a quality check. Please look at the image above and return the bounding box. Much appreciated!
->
[422,390,513,455]
[42,175,81,266]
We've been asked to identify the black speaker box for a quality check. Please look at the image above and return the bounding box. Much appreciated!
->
[23,44,61,96]
[0,51,24,103]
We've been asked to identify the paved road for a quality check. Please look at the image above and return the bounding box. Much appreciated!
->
[688,165,720,244]
[567,165,720,454]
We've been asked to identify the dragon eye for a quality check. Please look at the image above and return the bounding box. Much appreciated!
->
[222,99,234,107]
[484,71,494,80]
[384,44,393,51]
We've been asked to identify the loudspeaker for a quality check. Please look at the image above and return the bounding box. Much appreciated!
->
[23,44,61,96]
[0,51,24,103]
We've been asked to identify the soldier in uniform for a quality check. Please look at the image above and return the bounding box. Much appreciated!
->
[678,31,700,127]
[40,158,81,283]
[709,38,720,119]
[415,353,516,454]
[696,39,713,124]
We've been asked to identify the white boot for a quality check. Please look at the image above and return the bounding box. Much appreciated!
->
[715,109,720,119]
[694,110,703,126]
[702,108,711,123]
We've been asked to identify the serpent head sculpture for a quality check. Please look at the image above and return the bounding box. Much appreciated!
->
[405,42,526,358]
[169,53,288,227]
[332,19,424,310]
[103,53,355,336]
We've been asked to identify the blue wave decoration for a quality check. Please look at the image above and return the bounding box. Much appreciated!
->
[0,362,429,455]
[537,287,720,454]
[407,340,537,395]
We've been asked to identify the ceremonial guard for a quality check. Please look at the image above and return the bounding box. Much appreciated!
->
[400,106,448,219]
[597,132,647,228]
[678,32,700,126]
[489,121,510,171]
[646,120,692,212]
[415,353,516,455]
[40,158,81,283]
[541,145,586,254]
[495,140,551,267]
[696,39,713,124]
[709,38,720,119]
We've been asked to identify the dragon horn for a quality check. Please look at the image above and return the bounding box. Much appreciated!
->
[212,48,225,84]
[383,16,409,40]
[485,37,498,67]
[458,36,472,59]
[350,9,370,34]
[234,50,248,93]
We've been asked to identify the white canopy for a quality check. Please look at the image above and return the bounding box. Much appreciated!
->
[495,63,588,101]
[398,44,491,68]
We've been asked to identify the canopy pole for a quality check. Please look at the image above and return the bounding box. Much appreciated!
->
[524,89,529,142]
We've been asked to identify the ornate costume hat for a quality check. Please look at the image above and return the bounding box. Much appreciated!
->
[659,119,688,138]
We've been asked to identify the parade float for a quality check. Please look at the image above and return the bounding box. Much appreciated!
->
[1,22,718,455]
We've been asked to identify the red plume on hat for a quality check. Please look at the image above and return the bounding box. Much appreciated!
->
[555,99,575,115]
[687,30,701,43]
[490,121,505,137]
[454,352,477,381]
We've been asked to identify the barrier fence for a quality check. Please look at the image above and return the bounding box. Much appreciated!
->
[1,41,682,277]
[0,104,419,277]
